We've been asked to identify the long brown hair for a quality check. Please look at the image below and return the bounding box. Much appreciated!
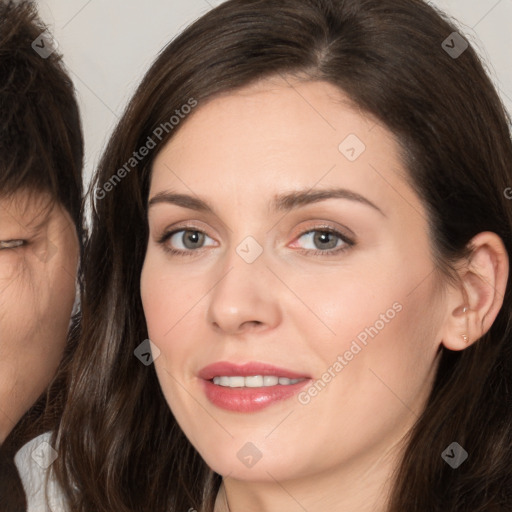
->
[53,0,512,510]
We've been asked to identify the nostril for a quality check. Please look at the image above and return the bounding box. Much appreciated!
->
[246,320,263,328]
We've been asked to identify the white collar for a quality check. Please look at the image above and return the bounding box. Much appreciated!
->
[14,432,68,512]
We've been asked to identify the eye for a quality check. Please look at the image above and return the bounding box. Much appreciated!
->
[156,225,355,257]
[0,239,26,250]
[157,228,217,255]
[292,227,354,255]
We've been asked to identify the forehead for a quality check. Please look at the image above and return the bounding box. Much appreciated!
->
[0,190,56,229]
[150,78,416,217]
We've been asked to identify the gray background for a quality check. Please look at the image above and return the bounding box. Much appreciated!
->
[35,0,512,183]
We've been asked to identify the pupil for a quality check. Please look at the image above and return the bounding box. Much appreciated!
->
[184,231,203,249]
[314,231,336,250]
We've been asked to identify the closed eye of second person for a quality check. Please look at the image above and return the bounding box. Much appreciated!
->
[0,239,26,250]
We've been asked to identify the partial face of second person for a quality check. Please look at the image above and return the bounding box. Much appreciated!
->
[0,192,78,443]
[141,78,454,484]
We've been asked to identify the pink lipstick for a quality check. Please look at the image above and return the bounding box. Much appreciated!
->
[199,361,311,412]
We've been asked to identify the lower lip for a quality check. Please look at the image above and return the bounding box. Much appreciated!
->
[202,379,311,412]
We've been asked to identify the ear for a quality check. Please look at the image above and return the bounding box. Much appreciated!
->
[441,231,509,351]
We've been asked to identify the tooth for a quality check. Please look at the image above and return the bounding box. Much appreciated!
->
[263,376,279,386]
[245,376,264,387]
[212,375,304,387]
[229,376,245,387]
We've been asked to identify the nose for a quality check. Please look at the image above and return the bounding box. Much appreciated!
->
[206,246,282,336]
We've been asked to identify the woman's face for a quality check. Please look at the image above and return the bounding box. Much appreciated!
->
[0,192,78,443]
[141,78,450,483]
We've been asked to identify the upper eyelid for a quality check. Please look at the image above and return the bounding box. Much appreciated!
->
[291,228,354,250]
[160,223,349,237]
[168,228,216,242]
[159,224,354,248]
[157,222,216,241]
[156,217,354,236]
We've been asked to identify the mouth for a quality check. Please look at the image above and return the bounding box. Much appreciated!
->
[198,361,311,412]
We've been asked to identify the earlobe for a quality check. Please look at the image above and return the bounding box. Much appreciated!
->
[441,231,509,352]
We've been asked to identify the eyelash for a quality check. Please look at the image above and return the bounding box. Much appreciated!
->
[156,225,355,257]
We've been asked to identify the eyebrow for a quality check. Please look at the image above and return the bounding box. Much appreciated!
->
[147,187,385,216]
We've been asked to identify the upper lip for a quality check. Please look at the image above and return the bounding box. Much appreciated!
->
[198,361,311,380]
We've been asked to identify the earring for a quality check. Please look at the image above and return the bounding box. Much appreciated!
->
[462,307,468,342]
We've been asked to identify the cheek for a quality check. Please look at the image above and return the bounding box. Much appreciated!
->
[140,255,212,424]
[0,250,27,283]
[140,252,204,341]
[0,256,76,428]
[0,258,39,345]
[325,276,439,416]
[33,245,77,336]
[297,251,441,407]
[140,260,174,340]
[140,262,200,404]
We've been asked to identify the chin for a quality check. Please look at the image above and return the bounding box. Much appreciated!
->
[195,439,307,482]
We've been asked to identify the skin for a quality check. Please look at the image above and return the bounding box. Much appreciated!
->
[0,191,78,444]
[140,77,508,512]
